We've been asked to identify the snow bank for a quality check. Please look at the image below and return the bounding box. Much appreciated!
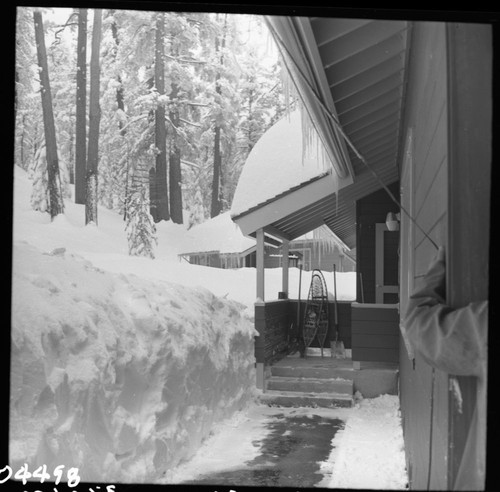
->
[10,165,356,484]
[10,242,258,484]
[163,402,271,484]
[319,394,408,490]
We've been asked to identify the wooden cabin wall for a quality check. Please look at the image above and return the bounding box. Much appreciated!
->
[398,21,449,490]
[445,22,491,489]
[355,183,399,303]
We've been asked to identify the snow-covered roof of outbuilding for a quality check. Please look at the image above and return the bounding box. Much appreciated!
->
[180,212,256,256]
[230,109,336,218]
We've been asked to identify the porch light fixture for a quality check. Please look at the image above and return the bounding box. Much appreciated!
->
[386,212,400,231]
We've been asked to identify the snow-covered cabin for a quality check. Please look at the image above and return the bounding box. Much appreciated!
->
[230,109,356,273]
[232,15,490,491]
[178,211,256,268]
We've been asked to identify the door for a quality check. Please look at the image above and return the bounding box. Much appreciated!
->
[375,223,399,303]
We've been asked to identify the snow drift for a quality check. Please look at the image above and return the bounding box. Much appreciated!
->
[10,241,257,483]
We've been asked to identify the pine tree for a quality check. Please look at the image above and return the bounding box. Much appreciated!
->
[152,11,170,222]
[33,8,64,219]
[30,141,49,213]
[75,8,87,204]
[126,166,157,259]
[15,7,38,172]
[85,8,103,225]
[187,187,207,229]
[16,8,287,229]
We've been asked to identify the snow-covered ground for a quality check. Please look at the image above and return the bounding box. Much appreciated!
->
[10,166,407,488]
[11,167,260,483]
[163,395,408,489]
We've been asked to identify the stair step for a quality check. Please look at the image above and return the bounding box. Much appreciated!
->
[270,365,354,381]
[266,376,353,395]
[259,390,353,408]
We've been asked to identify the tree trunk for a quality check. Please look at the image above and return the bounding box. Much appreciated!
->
[69,126,74,184]
[153,12,170,222]
[85,8,102,225]
[33,10,64,219]
[110,12,126,137]
[210,14,227,218]
[149,166,157,221]
[75,8,87,204]
[211,125,222,217]
[168,75,183,224]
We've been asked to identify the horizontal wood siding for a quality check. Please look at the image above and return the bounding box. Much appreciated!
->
[351,305,399,362]
[351,306,399,322]
[352,333,398,349]
[398,21,449,490]
[356,183,399,303]
[265,301,290,364]
[254,303,266,363]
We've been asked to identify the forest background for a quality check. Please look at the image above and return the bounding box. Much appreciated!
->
[15,6,289,257]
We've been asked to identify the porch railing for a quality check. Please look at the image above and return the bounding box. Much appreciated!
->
[255,300,291,365]
[255,300,353,367]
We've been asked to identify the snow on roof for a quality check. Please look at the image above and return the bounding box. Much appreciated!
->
[181,212,256,256]
[230,109,335,217]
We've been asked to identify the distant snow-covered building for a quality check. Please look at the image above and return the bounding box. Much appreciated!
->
[270,225,356,272]
[178,212,256,268]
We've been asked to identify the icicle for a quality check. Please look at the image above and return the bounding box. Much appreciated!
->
[277,54,295,119]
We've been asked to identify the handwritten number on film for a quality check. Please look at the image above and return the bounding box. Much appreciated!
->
[0,464,81,487]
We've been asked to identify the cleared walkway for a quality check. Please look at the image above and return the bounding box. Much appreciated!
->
[186,410,344,487]
[162,355,406,489]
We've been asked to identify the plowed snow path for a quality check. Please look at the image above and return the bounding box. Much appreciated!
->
[162,396,408,489]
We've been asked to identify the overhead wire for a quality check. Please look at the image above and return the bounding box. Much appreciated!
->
[267,21,439,251]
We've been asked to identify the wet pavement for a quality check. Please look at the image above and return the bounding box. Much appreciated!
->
[183,412,344,488]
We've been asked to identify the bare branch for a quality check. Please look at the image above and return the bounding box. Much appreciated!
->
[164,54,206,65]
[51,12,79,48]
[181,101,211,108]
[179,117,201,128]
[118,113,148,133]
[181,159,201,169]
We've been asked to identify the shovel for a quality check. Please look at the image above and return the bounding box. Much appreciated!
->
[331,264,346,359]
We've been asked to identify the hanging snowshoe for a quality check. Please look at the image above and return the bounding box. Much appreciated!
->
[301,269,329,357]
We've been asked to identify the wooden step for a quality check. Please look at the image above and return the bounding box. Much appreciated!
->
[259,390,353,408]
[270,364,355,381]
[266,376,353,395]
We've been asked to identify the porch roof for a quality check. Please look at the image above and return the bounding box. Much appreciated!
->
[232,16,409,250]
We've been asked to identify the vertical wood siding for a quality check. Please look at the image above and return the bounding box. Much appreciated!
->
[398,22,449,490]
[446,23,491,489]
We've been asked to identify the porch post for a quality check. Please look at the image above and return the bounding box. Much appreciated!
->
[282,239,289,298]
[255,228,266,390]
[256,228,265,301]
